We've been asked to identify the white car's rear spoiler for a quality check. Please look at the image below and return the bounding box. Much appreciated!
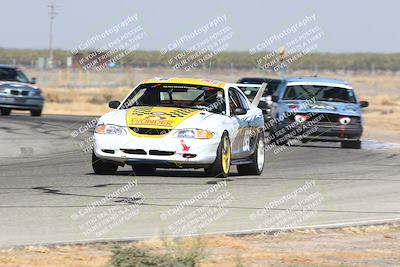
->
[231,82,268,108]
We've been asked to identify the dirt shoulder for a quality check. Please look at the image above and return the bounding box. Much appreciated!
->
[1,224,399,267]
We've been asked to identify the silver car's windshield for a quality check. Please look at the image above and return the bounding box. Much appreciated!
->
[0,68,30,83]
[283,85,357,103]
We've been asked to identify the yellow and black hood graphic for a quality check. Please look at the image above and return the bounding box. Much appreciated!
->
[126,106,201,135]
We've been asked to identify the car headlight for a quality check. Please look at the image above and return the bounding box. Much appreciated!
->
[95,124,127,135]
[171,129,214,139]
[0,88,7,95]
[32,89,42,96]
[294,114,307,122]
[338,116,351,125]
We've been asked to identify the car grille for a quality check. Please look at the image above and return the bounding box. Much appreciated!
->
[121,149,147,155]
[9,90,29,96]
[120,149,175,156]
[285,113,360,124]
[149,150,175,156]
[129,127,171,135]
[101,149,115,154]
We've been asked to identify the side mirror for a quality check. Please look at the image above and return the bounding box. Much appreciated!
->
[360,101,369,108]
[108,100,121,109]
[233,107,247,115]
[258,101,268,109]
[31,77,36,84]
[271,95,279,102]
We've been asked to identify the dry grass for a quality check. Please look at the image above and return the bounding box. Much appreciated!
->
[28,68,400,96]
[0,224,399,267]
[42,87,129,115]
[358,94,400,142]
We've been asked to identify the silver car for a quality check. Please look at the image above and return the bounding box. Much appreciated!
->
[0,65,44,116]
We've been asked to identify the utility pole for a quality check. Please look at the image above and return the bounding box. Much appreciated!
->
[278,47,287,79]
[48,0,58,69]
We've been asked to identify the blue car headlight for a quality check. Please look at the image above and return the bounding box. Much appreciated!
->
[95,124,127,135]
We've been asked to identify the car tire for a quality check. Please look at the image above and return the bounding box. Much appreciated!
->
[341,140,361,149]
[0,108,11,116]
[237,133,265,175]
[131,164,156,175]
[204,132,231,178]
[92,151,118,175]
[30,109,42,117]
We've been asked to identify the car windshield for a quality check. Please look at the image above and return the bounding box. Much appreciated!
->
[121,83,226,114]
[283,85,357,103]
[238,80,281,100]
[0,68,30,83]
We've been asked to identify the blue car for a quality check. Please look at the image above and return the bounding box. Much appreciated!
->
[269,77,369,149]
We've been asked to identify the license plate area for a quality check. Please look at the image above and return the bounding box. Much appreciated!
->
[14,98,26,104]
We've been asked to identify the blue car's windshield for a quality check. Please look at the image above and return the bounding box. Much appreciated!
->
[283,85,357,103]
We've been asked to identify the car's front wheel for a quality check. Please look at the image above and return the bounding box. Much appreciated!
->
[30,109,42,117]
[0,108,11,116]
[204,132,231,178]
[341,140,361,149]
[237,133,265,175]
[92,151,118,175]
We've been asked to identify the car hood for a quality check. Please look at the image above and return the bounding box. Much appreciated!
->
[282,100,361,116]
[0,81,38,90]
[99,106,215,130]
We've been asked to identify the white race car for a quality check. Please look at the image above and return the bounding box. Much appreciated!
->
[93,78,266,177]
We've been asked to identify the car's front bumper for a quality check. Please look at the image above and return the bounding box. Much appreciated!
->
[276,121,363,142]
[0,95,44,110]
[94,133,221,167]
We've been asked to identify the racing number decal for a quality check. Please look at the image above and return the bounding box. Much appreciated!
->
[243,129,251,152]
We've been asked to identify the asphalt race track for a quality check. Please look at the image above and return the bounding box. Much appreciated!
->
[0,114,399,247]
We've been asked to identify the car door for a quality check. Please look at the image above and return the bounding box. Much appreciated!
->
[228,88,253,159]
[237,88,263,157]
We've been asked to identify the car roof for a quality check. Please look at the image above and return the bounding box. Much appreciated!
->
[284,76,351,87]
[0,64,17,69]
[141,77,226,89]
[237,77,281,83]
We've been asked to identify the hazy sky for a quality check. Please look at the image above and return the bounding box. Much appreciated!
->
[1,0,398,53]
